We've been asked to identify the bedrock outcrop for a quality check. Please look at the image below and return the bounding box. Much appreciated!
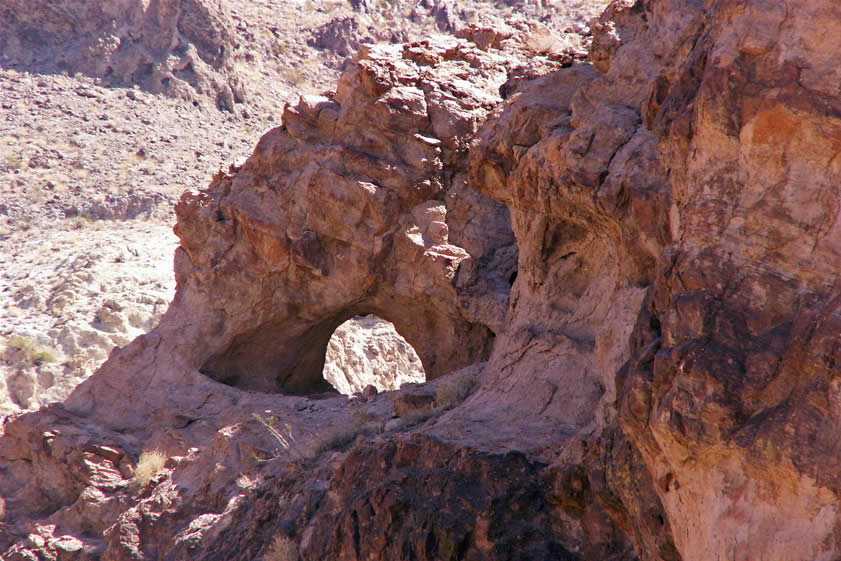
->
[0,0,243,110]
[611,0,841,558]
[3,0,841,559]
[65,28,533,414]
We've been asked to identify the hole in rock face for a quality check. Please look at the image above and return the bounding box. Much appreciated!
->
[322,315,426,395]
[199,313,426,396]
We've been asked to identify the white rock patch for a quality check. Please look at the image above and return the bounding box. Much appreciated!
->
[323,315,425,395]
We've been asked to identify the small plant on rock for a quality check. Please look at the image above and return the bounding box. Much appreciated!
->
[4,154,22,169]
[6,335,57,365]
[133,449,167,486]
[253,412,296,457]
[311,423,381,456]
[264,535,298,561]
[435,369,478,409]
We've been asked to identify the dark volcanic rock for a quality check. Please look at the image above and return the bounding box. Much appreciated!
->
[185,436,634,561]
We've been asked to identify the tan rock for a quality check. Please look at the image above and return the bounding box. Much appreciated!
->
[322,315,425,395]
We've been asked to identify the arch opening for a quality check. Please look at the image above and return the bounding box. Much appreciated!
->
[322,314,426,395]
[199,310,434,396]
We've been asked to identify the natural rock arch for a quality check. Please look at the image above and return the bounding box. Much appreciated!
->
[143,36,520,398]
[58,35,523,433]
[198,300,485,395]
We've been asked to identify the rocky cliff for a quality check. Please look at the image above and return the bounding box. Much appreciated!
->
[2,0,841,560]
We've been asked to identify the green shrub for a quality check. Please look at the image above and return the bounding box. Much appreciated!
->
[6,335,57,365]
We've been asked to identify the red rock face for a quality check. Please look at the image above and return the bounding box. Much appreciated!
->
[152,36,522,396]
[618,0,841,558]
[2,1,841,559]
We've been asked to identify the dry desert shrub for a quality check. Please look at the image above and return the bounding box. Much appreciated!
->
[6,335,57,365]
[133,449,167,485]
[264,535,298,561]
[435,369,478,408]
[253,412,297,457]
[310,422,381,456]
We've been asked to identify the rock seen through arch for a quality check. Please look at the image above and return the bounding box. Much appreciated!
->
[322,315,425,394]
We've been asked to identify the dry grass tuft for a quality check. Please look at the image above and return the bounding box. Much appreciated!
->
[264,535,298,561]
[6,335,57,365]
[133,449,167,485]
[435,369,478,409]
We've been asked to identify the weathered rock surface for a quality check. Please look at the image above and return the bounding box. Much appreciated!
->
[0,0,602,419]
[191,435,637,561]
[610,0,841,559]
[323,315,425,395]
[0,0,244,110]
[4,0,841,560]
[0,25,617,560]
[67,29,539,416]
[0,221,175,415]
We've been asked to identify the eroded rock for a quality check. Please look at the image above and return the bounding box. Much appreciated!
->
[63,32,528,419]
[613,0,841,558]
[3,0,841,559]
[0,0,244,109]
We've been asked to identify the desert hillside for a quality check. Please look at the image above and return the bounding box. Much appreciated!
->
[3,0,841,560]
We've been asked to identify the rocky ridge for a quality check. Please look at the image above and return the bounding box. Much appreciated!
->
[3,0,841,560]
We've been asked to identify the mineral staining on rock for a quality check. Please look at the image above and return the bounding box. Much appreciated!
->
[614,0,841,558]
